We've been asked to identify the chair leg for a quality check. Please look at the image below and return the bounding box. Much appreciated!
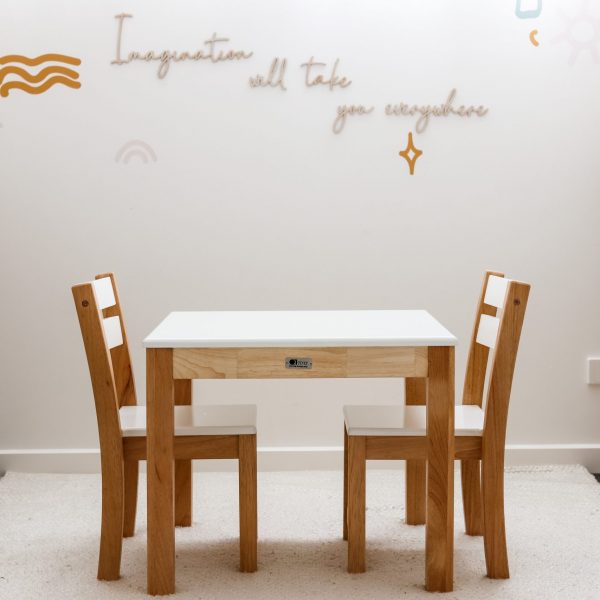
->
[123,460,138,538]
[174,379,193,527]
[482,455,509,578]
[343,425,349,541]
[239,434,257,573]
[461,459,483,536]
[405,377,427,526]
[97,458,124,580]
[175,460,193,527]
[405,459,426,525]
[347,436,366,573]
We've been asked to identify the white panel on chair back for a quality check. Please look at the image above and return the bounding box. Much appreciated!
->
[92,278,116,310]
[103,316,123,349]
[476,314,500,348]
[484,276,509,309]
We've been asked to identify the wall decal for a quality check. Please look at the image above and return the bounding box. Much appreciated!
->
[398,132,422,176]
[104,15,489,143]
[515,0,542,19]
[0,54,81,97]
[385,89,488,134]
[554,2,600,65]
[249,58,287,90]
[115,140,157,164]
[332,104,374,134]
[111,13,253,79]
[300,57,351,90]
[529,30,540,46]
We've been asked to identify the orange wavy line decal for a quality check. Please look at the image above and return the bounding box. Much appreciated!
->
[0,54,81,66]
[0,65,79,85]
[0,76,81,97]
[0,53,81,96]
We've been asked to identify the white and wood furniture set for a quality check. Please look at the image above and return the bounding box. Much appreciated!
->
[72,270,530,596]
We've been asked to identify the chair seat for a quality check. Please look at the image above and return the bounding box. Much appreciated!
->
[119,404,257,437]
[343,404,484,437]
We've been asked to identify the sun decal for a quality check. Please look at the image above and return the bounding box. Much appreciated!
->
[554,0,600,65]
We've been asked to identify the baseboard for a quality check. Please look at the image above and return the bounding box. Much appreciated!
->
[1,443,600,473]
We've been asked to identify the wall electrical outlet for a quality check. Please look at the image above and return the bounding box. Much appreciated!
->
[586,358,600,384]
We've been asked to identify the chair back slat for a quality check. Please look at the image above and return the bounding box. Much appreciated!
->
[95,273,137,408]
[72,282,123,449]
[103,316,124,349]
[462,271,504,407]
[93,277,117,309]
[476,314,500,349]
[482,281,530,453]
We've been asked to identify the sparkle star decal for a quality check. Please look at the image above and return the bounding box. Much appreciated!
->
[398,132,422,175]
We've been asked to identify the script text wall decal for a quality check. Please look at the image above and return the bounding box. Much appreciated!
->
[333,104,374,134]
[107,13,490,139]
[384,89,488,133]
[249,58,287,90]
[111,13,253,79]
[301,58,351,90]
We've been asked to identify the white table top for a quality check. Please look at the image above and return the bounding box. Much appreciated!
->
[143,310,457,348]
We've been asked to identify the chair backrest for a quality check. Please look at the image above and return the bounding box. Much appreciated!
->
[72,273,137,450]
[462,271,530,447]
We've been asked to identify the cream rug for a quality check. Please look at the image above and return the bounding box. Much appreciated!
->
[1,466,599,599]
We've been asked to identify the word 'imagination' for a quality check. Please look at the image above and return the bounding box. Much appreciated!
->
[111,13,253,79]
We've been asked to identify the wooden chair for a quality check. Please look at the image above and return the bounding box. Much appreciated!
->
[343,271,530,578]
[72,273,257,581]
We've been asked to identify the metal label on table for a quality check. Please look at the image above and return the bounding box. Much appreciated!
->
[285,357,312,369]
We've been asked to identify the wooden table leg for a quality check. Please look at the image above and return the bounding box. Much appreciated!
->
[425,346,455,592]
[147,348,175,596]
[175,379,193,527]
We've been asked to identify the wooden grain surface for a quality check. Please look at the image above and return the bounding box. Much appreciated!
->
[73,283,125,580]
[405,378,427,525]
[482,281,530,579]
[146,348,175,596]
[239,434,258,573]
[347,436,366,574]
[425,346,455,592]
[174,379,193,527]
[173,346,428,379]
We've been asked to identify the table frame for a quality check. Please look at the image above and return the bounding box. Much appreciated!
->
[146,344,454,594]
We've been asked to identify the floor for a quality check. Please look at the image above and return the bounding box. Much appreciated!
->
[1,465,600,599]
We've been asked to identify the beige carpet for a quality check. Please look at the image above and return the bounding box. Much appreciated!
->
[0,466,599,599]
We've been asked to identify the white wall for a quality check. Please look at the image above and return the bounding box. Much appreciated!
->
[2,0,600,471]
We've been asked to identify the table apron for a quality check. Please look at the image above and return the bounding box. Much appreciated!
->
[172,346,429,379]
